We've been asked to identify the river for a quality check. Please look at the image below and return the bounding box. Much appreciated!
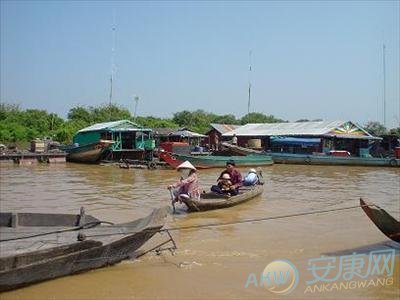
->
[0,163,399,299]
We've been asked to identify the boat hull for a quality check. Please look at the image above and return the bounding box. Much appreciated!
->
[64,140,113,163]
[181,184,264,212]
[220,142,400,167]
[0,207,169,291]
[360,198,400,243]
[160,152,273,169]
[270,153,400,167]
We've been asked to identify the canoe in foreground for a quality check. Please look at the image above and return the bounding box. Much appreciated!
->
[360,198,400,243]
[0,207,169,292]
[181,184,264,212]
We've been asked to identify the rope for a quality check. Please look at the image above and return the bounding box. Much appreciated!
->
[163,204,374,232]
[0,204,377,242]
[67,204,375,239]
[0,221,113,242]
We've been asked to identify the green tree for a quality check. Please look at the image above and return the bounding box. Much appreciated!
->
[240,112,285,124]
[54,120,87,144]
[68,106,92,124]
[9,123,27,142]
[364,121,388,136]
[389,127,400,137]
[172,110,213,133]
[0,104,67,143]
[0,103,21,121]
[211,114,239,125]
[90,104,131,123]
[67,104,132,124]
[135,116,178,129]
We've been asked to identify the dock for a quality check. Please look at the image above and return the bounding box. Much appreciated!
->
[0,151,67,165]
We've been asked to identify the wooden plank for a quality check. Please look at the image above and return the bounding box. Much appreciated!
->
[0,240,102,271]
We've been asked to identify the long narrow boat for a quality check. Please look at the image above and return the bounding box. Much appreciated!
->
[221,142,400,167]
[360,198,400,243]
[271,152,400,167]
[181,184,264,212]
[220,142,263,155]
[62,140,114,163]
[0,207,169,291]
[159,151,273,169]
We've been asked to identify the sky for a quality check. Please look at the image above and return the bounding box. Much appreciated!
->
[1,1,399,128]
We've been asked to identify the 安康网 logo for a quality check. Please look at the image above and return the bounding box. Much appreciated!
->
[245,259,299,295]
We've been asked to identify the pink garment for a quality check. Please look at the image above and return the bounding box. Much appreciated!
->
[173,172,201,199]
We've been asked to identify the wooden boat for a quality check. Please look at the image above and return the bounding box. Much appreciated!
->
[63,140,114,163]
[181,184,264,212]
[221,142,400,167]
[220,142,263,155]
[271,152,400,167]
[360,198,400,243]
[0,206,169,292]
[159,151,273,169]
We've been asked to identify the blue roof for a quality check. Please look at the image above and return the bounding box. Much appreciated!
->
[270,137,321,146]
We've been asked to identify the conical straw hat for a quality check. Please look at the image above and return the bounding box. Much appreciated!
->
[177,160,196,170]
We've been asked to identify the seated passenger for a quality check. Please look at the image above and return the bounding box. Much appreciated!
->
[243,168,259,186]
[211,160,242,196]
[219,173,233,192]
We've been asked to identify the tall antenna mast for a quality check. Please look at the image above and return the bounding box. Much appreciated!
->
[133,96,139,120]
[247,50,252,114]
[109,12,116,107]
[382,44,386,127]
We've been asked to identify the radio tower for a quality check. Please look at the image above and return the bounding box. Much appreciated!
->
[109,12,116,108]
[247,50,252,114]
[133,96,139,120]
[382,44,386,127]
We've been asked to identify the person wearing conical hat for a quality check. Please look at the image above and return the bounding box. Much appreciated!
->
[167,161,201,205]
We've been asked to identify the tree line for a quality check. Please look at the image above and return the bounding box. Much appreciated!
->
[0,102,398,145]
[0,103,285,144]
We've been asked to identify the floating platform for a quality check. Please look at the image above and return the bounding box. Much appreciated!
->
[0,152,67,165]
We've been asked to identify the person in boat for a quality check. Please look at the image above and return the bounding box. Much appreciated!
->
[214,173,234,196]
[211,159,242,196]
[168,161,201,204]
[232,134,238,145]
[243,168,259,186]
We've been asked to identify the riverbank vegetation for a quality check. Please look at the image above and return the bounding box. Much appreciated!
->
[0,102,398,145]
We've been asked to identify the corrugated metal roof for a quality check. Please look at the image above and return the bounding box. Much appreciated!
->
[209,123,241,134]
[152,128,177,136]
[169,129,206,138]
[222,120,378,139]
[78,120,150,133]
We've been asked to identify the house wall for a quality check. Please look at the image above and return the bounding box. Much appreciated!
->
[207,130,240,149]
[231,133,374,157]
[73,131,101,146]
[236,136,266,149]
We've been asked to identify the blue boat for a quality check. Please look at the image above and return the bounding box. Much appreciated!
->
[270,152,399,167]
[221,142,399,167]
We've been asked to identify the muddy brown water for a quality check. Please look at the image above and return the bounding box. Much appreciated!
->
[0,163,399,299]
